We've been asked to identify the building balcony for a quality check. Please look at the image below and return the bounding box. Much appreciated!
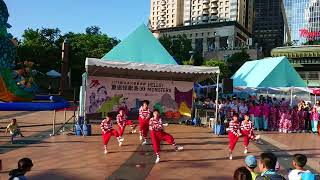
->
[160,6,166,10]
[160,12,166,16]
[159,22,166,27]
[211,0,218,2]
[202,10,209,15]
[211,9,218,14]
[202,15,209,21]
[210,15,218,20]
[161,0,166,6]
[159,17,166,21]
[211,3,218,8]
[203,4,210,9]
[203,0,210,4]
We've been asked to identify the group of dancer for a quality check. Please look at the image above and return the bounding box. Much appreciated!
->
[217,96,320,134]
[100,100,183,164]
[227,113,261,160]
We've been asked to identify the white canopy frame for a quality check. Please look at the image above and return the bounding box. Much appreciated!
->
[82,58,220,127]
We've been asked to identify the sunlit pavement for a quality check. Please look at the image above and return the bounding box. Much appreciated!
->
[0,111,319,180]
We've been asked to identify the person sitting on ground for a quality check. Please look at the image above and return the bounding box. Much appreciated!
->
[234,166,252,180]
[256,152,286,180]
[288,154,315,180]
[9,157,33,180]
[245,155,259,180]
[5,118,24,143]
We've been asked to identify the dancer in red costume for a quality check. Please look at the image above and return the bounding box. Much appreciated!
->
[240,113,261,154]
[149,109,183,163]
[100,113,124,154]
[139,100,151,145]
[227,113,241,160]
[117,109,137,138]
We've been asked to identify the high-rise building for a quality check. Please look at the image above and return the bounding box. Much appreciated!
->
[149,0,184,29]
[150,0,254,33]
[253,0,285,56]
[283,0,320,44]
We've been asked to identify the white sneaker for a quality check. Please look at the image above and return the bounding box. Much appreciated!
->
[155,156,160,164]
[229,154,233,160]
[244,148,248,154]
[132,129,137,133]
[142,139,147,145]
[175,146,184,151]
[119,141,123,146]
[139,135,143,141]
[255,135,261,140]
[119,137,124,142]
[104,149,108,154]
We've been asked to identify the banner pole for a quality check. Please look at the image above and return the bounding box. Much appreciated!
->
[215,73,220,129]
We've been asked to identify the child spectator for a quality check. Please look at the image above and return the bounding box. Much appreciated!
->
[311,106,319,133]
[233,166,252,180]
[288,154,315,180]
[245,155,259,180]
[256,152,286,180]
[9,158,33,180]
[5,118,24,143]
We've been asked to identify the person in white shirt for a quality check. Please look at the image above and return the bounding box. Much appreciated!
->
[239,101,248,121]
[288,154,312,180]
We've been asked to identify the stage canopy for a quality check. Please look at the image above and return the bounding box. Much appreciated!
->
[231,56,307,89]
[86,58,219,82]
[102,24,177,65]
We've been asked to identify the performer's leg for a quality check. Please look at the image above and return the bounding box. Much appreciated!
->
[150,131,161,163]
[118,125,125,137]
[102,133,112,154]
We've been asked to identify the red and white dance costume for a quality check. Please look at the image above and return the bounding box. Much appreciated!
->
[291,108,300,132]
[138,107,151,141]
[279,110,292,133]
[116,114,136,136]
[149,117,180,161]
[269,106,279,131]
[100,118,123,153]
[298,109,306,132]
[228,121,241,154]
[240,120,256,151]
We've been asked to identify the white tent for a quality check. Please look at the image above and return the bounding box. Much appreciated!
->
[83,58,220,126]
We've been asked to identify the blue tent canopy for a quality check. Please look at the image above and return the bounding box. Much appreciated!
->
[102,24,177,65]
[231,56,307,88]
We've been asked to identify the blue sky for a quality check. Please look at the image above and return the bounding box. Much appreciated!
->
[4,0,150,40]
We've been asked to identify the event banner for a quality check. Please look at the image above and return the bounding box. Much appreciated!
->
[86,76,194,120]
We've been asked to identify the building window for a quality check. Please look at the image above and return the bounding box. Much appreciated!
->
[225,1,229,5]
[172,20,174,23]
[225,7,229,11]
[208,32,210,36]
[190,34,193,37]
[193,6,195,10]
[225,13,229,17]
[202,33,204,36]
[195,33,198,37]
[220,2,223,6]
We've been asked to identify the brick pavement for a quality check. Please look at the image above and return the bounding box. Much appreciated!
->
[0,111,319,179]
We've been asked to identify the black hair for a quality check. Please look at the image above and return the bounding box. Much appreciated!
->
[107,112,112,118]
[233,166,252,180]
[9,158,33,178]
[260,152,277,170]
[293,154,307,168]
[233,113,239,118]
[244,113,250,117]
[153,109,160,113]
[142,100,149,105]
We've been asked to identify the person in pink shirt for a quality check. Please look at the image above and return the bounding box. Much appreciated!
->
[269,104,279,131]
[248,102,255,124]
[254,102,262,130]
[311,106,319,133]
[262,101,270,131]
[291,106,300,132]
[279,109,292,133]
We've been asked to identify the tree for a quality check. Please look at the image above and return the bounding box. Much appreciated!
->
[227,49,251,75]
[159,34,192,64]
[85,26,101,35]
[204,59,229,78]
[17,27,120,90]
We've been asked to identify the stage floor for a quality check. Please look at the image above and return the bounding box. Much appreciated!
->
[0,111,319,179]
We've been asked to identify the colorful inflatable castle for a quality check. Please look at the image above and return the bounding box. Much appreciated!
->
[0,0,38,102]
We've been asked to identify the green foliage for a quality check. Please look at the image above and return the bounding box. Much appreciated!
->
[192,51,204,66]
[227,49,251,75]
[159,34,192,63]
[204,59,229,77]
[303,40,320,45]
[16,27,119,90]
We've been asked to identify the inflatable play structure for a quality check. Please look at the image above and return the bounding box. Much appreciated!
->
[0,0,68,110]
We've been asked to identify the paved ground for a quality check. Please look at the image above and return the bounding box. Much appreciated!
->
[0,111,319,180]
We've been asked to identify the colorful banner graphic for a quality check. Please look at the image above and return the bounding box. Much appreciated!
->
[86,76,194,119]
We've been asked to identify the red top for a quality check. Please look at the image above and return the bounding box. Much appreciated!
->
[100,119,113,134]
[229,121,240,136]
[149,117,163,131]
[139,106,151,120]
[116,114,127,128]
[241,120,254,132]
